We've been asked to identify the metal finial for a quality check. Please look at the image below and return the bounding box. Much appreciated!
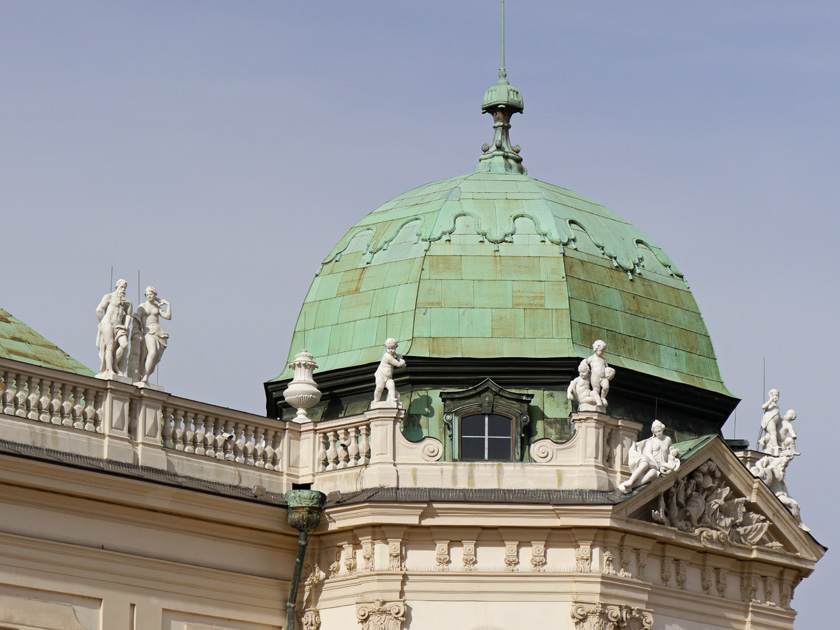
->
[499,0,506,80]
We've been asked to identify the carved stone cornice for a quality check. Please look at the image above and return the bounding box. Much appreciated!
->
[571,602,654,630]
[356,599,406,630]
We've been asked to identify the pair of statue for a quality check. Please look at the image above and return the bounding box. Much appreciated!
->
[751,388,807,530]
[567,340,615,412]
[757,389,798,456]
[95,280,171,384]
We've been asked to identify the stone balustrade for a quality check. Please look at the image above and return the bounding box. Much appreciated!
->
[315,416,372,472]
[1,360,106,434]
[0,358,641,495]
[160,397,286,470]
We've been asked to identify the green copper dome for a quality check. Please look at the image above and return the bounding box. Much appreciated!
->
[272,170,730,400]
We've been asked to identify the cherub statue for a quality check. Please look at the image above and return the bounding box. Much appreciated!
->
[583,340,614,408]
[372,338,406,406]
[758,389,782,455]
[567,361,599,410]
[618,419,679,494]
[95,279,132,377]
[779,409,798,455]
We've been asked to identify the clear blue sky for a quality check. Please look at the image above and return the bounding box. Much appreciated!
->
[1,2,836,622]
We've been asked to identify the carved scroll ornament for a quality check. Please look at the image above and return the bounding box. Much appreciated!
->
[571,602,653,630]
[356,599,406,630]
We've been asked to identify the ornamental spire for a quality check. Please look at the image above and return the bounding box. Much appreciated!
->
[476,0,527,175]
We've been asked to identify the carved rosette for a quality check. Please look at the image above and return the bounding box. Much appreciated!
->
[462,542,477,571]
[356,599,406,630]
[504,542,519,572]
[388,541,404,572]
[571,602,654,630]
[361,540,375,572]
[531,542,546,572]
[435,542,451,571]
[575,545,592,573]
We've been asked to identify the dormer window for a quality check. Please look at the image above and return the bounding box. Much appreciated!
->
[441,379,532,462]
[460,413,514,461]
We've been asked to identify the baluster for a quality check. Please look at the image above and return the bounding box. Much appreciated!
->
[14,373,28,417]
[253,427,266,468]
[347,427,360,467]
[359,425,371,465]
[243,425,255,465]
[27,376,40,420]
[317,432,329,472]
[49,380,62,425]
[161,407,174,448]
[60,382,73,426]
[38,378,51,423]
[194,414,206,456]
[2,371,16,415]
[94,390,104,433]
[173,409,185,450]
[233,422,245,463]
[183,412,196,453]
[336,429,349,469]
[204,416,217,458]
[71,386,84,429]
[82,388,96,432]
[269,430,282,470]
[326,431,338,471]
[223,420,235,461]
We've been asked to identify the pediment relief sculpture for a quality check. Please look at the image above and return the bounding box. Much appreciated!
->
[635,459,775,548]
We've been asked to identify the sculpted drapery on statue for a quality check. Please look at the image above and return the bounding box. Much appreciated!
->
[132,286,171,384]
[95,279,132,377]
[752,388,807,530]
[567,340,615,413]
[618,419,680,494]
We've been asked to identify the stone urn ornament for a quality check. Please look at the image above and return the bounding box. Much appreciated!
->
[283,349,321,422]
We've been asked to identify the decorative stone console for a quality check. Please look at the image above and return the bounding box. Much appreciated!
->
[530,412,643,491]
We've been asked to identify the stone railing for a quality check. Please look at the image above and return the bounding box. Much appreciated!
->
[1,360,107,434]
[0,357,293,492]
[314,415,372,472]
[160,397,286,470]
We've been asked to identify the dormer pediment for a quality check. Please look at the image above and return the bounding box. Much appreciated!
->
[614,436,824,563]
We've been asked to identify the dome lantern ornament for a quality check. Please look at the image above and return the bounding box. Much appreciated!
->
[477,0,526,175]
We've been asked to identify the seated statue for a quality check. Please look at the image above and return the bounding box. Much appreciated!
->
[567,361,599,410]
[618,420,680,494]
[751,453,808,530]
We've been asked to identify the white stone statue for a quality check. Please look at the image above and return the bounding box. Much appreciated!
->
[757,389,797,456]
[751,453,809,531]
[371,338,406,408]
[567,340,615,412]
[618,419,680,494]
[95,279,132,377]
[132,286,171,384]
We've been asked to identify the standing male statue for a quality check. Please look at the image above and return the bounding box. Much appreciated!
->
[95,279,132,377]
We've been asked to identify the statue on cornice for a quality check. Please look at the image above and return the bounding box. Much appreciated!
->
[132,286,171,384]
[751,453,809,531]
[95,279,132,377]
[371,338,406,408]
[757,389,798,457]
[618,419,680,494]
[567,340,615,413]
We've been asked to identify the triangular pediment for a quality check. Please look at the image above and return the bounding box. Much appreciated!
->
[613,436,823,561]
